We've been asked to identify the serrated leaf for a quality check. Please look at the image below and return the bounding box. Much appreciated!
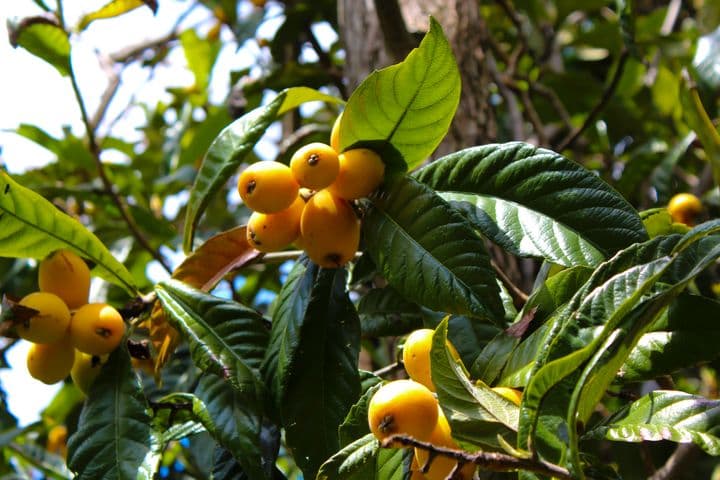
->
[448,194,604,268]
[67,348,160,479]
[337,18,460,169]
[183,87,342,252]
[8,16,70,76]
[357,287,423,337]
[339,383,383,448]
[620,294,720,381]
[260,259,361,478]
[586,390,720,455]
[364,174,503,324]
[316,434,406,480]
[432,318,518,450]
[77,0,156,31]
[414,142,648,257]
[0,171,137,294]
[155,279,268,394]
[194,376,266,479]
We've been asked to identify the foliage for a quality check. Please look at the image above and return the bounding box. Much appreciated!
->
[2,1,720,479]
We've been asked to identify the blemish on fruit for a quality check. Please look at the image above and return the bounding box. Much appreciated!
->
[96,327,112,338]
[308,154,319,166]
[246,180,256,195]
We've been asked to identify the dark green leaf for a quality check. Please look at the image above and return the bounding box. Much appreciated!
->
[586,390,720,455]
[67,348,160,479]
[155,279,268,394]
[337,18,460,170]
[414,142,648,257]
[261,259,361,478]
[364,174,503,324]
[620,294,720,381]
[8,16,70,76]
[358,287,423,337]
[339,383,383,448]
[0,171,137,294]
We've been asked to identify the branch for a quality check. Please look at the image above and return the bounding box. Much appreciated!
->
[372,0,417,63]
[648,443,701,480]
[383,435,573,479]
[557,49,629,151]
[68,64,172,273]
[373,362,405,378]
[492,259,529,304]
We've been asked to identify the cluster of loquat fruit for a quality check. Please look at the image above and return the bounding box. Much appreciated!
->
[368,329,523,479]
[11,249,125,393]
[238,113,386,268]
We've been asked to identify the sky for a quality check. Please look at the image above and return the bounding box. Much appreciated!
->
[0,0,337,426]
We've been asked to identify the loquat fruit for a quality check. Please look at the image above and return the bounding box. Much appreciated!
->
[247,195,305,252]
[368,379,439,445]
[70,303,125,356]
[667,192,702,226]
[328,148,385,200]
[26,337,75,385]
[38,249,91,309]
[17,292,71,344]
[290,142,340,190]
[299,190,360,268]
[237,161,299,213]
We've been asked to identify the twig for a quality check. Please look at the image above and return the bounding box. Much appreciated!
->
[90,53,121,131]
[372,0,417,63]
[486,53,524,140]
[492,259,529,304]
[557,49,629,151]
[304,25,347,99]
[518,89,548,146]
[648,443,701,480]
[373,362,405,378]
[384,435,573,479]
[68,64,172,273]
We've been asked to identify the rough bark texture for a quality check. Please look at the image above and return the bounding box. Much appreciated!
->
[337,0,495,155]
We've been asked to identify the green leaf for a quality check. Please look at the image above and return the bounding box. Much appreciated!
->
[586,390,720,455]
[414,142,648,257]
[180,29,221,104]
[77,0,156,31]
[339,383,383,448]
[6,442,71,479]
[680,74,720,186]
[183,87,342,252]
[261,259,361,478]
[155,279,268,395]
[620,294,720,381]
[364,174,503,324]
[8,16,70,76]
[357,287,424,337]
[448,194,604,268]
[432,318,518,450]
[316,434,406,480]
[194,377,266,479]
[67,348,160,479]
[0,171,138,294]
[337,18,461,170]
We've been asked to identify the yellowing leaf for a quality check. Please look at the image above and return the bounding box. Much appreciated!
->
[145,226,262,373]
[77,0,157,31]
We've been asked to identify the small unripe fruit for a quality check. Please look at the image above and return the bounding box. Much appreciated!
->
[667,193,702,226]
[237,161,300,213]
[368,379,439,444]
[402,328,460,392]
[26,337,75,385]
[414,407,475,480]
[492,386,523,406]
[300,190,360,268]
[247,195,305,252]
[71,351,108,395]
[38,249,91,309]
[330,112,343,152]
[70,303,125,356]
[290,143,340,190]
[328,148,385,200]
[17,292,71,344]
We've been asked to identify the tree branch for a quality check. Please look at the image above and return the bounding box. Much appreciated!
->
[372,0,417,63]
[68,64,172,273]
[384,435,573,479]
[648,443,701,480]
[557,49,629,151]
